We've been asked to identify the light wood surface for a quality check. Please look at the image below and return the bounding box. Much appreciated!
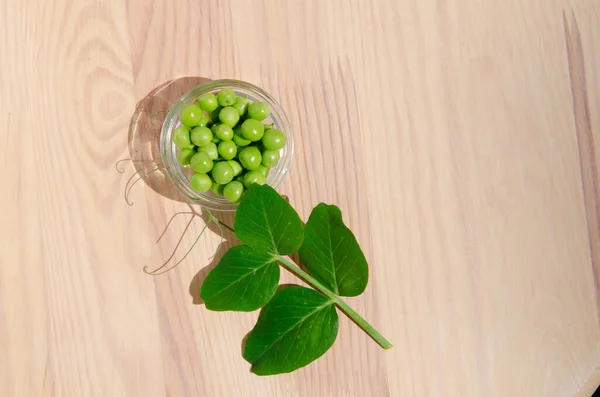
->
[2,1,600,396]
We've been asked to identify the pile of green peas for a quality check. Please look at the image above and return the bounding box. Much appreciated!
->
[171,88,286,203]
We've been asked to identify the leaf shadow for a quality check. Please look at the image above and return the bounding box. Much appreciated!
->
[276,283,298,292]
[241,330,252,373]
[188,208,238,305]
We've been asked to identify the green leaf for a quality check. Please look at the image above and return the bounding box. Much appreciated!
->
[234,184,304,255]
[243,286,338,375]
[298,203,369,296]
[200,245,280,312]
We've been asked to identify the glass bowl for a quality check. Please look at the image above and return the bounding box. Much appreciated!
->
[160,79,294,211]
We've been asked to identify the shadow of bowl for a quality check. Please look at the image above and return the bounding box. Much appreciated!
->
[124,78,297,307]
[128,76,212,203]
[187,206,238,305]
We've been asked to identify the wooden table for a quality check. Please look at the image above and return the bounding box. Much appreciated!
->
[2,1,600,396]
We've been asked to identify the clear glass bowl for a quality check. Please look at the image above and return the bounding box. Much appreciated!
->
[160,79,294,211]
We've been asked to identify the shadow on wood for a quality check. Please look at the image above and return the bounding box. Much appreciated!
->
[126,76,212,203]
[188,208,238,305]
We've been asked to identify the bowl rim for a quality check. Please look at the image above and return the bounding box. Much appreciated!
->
[160,79,294,212]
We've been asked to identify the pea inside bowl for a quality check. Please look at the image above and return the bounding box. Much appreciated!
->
[160,79,294,211]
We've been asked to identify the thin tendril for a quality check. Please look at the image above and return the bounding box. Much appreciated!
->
[125,165,163,206]
[204,207,218,224]
[124,168,146,201]
[143,214,195,275]
[149,109,170,126]
[218,219,235,233]
[142,206,234,276]
[115,158,131,173]
[144,218,211,276]
[205,207,234,233]
[173,222,210,266]
[155,211,195,244]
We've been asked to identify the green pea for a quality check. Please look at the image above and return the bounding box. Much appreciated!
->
[172,125,194,149]
[209,106,223,123]
[212,161,235,185]
[219,106,240,128]
[247,102,270,121]
[255,165,270,177]
[262,129,286,150]
[177,148,196,166]
[195,93,219,112]
[243,170,267,188]
[228,160,243,176]
[239,146,262,170]
[179,104,203,127]
[223,181,244,203]
[218,141,237,160]
[212,137,221,144]
[198,111,211,127]
[241,119,264,142]
[233,126,251,146]
[217,88,236,106]
[262,149,280,167]
[214,124,234,141]
[233,135,250,147]
[264,123,274,131]
[190,152,213,174]
[191,126,213,147]
[198,142,218,160]
[234,175,244,183]
[211,182,225,196]
[190,173,212,193]
[232,96,249,116]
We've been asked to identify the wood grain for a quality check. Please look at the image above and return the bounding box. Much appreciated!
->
[1,0,600,396]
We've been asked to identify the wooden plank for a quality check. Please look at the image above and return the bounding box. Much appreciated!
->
[1,0,600,396]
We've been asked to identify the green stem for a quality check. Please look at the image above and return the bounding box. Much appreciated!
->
[277,256,393,350]
[215,219,235,233]
[202,208,235,233]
